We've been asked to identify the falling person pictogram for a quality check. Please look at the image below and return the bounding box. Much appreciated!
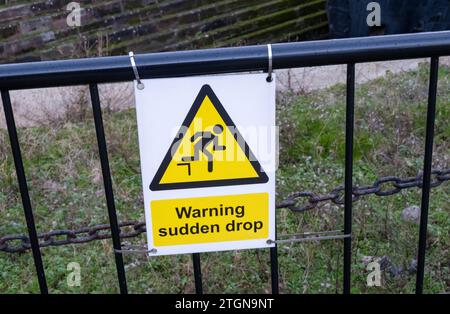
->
[181,124,226,173]
[150,84,268,191]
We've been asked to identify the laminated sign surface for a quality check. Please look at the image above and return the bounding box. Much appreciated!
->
[135,73,276,256]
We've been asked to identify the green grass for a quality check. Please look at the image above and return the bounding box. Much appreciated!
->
[0,62,449,293]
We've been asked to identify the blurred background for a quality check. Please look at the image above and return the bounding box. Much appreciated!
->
[0,0,449,63]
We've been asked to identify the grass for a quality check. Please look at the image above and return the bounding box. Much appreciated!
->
[0,62,449,294]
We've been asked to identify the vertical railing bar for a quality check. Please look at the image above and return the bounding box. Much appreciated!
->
[192,253,203,294]
[416,56,439,294]
[1,89,48,294]
[343,63,355,294]
[89,83,128,294]
[270,246,279,294]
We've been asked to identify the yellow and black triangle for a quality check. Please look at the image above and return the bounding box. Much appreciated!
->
[150,84,268,191]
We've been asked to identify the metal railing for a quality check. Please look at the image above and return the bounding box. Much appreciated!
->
[1,30,450,294]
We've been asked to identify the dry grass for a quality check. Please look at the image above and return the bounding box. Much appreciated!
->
[0,63,448,293]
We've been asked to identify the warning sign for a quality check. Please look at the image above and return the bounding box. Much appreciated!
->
[150,84,268,191]
[135,73,276,256]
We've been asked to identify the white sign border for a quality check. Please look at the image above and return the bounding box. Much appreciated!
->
[134,72,276,256]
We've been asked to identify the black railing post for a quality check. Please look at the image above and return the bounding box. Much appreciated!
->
[343,63,355,294]
[89,84,128,294]
[192,253,203,294]
[1,90,48,294]
[416,56,439,294]
[270,246,279,294]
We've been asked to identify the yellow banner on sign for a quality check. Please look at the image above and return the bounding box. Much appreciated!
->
[151,193,269,246]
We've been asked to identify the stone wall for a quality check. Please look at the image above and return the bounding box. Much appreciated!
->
[0,0,328,63]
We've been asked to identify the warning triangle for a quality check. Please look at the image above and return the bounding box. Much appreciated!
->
[150,84,268,191]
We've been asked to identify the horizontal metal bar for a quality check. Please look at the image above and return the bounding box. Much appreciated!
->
[115,231,349,253]
[114,247,157,255]
[268,233,351,244]
[277,230,344,238]
[0,31,450,90]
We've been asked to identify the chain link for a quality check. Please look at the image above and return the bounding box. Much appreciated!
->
[1,169,448,253]
[0,221,146,253]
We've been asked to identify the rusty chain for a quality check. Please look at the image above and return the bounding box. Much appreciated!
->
[1,169,448,253]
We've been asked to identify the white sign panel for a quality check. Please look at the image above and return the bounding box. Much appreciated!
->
[135,73,276,256]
